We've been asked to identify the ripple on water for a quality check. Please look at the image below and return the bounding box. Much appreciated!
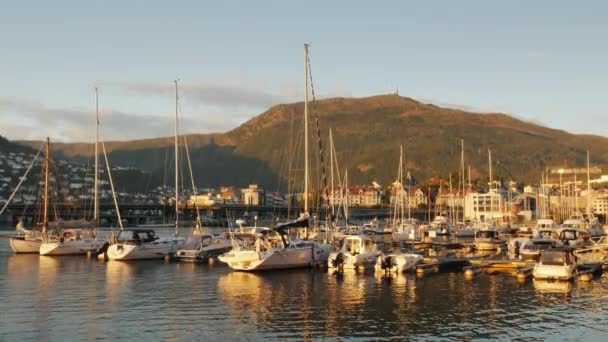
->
[1,234,608,340]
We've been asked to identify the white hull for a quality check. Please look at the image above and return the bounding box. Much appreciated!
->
[328,251,380,270]
[219,245,330,271]
[533,264,576,281]
[375,253,422,273]
[10,237,42,253]
[175,242,232,262]
[39,240,103,256]
[106,239,181,260]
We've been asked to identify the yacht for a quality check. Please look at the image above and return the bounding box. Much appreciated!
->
[519,228,560,261]
[563,212,603,238]
[375,252,423,273]
[426,214,452,236]
[453,221,477,238]
[218,215,331,271]
[39,228,103,256]
[105,229,183,260]
[533,248,577,281]
[328,234,381,270]
[474,229,505,251]
[175,232,232,262]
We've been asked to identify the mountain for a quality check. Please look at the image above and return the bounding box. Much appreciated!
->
[16,94,608,191]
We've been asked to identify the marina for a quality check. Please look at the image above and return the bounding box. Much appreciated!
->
[2,229,608,340]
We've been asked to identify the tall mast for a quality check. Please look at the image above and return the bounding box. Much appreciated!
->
[574,172,578,212]
[94,87,99,228]
[587,150,591,217]
[329,129,334,218]
[488,148,493,192]
[303,43,309,214]
[43,137,50,233]
[344,169,348,224]
[460,139,465,222]
[174,80,179,236]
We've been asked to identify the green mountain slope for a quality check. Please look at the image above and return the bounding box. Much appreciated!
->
[16,94,608,190]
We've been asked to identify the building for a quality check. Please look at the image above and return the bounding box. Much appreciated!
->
[593,194,608,215]
[241,184,265,206]
[464,191,504,221]
[266,192,286,207]
[218,187,239,204]
[188,193,216,206]
[325,184,382,207]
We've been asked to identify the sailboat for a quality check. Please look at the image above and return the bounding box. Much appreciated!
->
[40,89,104,256]
[220,44,332,271]
[106,81,185,260]
[7,141,47,253]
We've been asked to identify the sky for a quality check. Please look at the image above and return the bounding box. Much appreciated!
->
[0,0,607,142]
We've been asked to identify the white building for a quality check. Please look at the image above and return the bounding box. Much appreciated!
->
[266,192,286,207]
[464,191,504,221]
[241,184,265,206]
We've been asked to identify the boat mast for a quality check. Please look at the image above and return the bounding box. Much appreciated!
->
[587,150,591,217]
[303,43,309,214]
[329,129,334,219]
[460,139,465,222]
[174,80,179,236]
[43,137,50,233]
[94,87,99,229]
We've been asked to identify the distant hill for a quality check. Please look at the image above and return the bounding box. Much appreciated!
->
[16,94,608,191]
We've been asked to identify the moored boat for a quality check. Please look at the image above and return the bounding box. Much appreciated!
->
[532,247,577,281]
[328,234,380,270]
[39,229,103,256]
[474,229,504,251]
[375,252,422,273]
[106,229,183,260]
[175,232,232,262]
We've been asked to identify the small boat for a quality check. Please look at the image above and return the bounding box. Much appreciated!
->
[474,230,504,251]
[562,212,604,238]
[106,229,183,260]
[39,228,103,256]
[375,252,422,273]
[426,215,452,236]
[573,236,608,264]
[533,247,577,281]
[175,232,232,262]
[328,234,381,270]
[391,219,420,241]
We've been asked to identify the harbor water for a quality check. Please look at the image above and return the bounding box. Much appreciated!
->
[1,231,608,341]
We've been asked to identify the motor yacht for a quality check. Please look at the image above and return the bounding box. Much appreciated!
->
[474,229,505,251]
[533,247,577,281]
[175,232,232,262]
[105,229,183,260]
[375,252,422,273]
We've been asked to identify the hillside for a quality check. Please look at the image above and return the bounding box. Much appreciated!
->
[16,94,608,191]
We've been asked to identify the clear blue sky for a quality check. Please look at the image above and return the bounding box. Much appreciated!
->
[1,0,607,141]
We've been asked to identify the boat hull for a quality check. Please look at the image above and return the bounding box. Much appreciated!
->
[532,264,576,281]
[39,240,103,256]
[9,237,42,253]
[328,251,379,270]
[106,239,181,260]
[474,240,504,251]
[175,245,233,262]
[219,246,330,271]
[375,254,422,273]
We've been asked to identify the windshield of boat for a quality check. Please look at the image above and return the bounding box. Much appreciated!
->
[541,251,572,266]
[560,230,578,240]
[537,230,555,239]
[116,230,156,243]
[477,231,498,239]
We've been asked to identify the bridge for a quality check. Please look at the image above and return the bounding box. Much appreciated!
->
[0,203,429,227]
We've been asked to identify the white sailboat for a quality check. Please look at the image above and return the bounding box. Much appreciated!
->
[106,81,185,260]
[220,44,331,271]
[6,143,45,253]
[40,89,104,256]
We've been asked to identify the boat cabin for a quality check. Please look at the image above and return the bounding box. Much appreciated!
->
[535,229,558,240]
[115,229,159,244]
[559,229,583,242]
[341,235,376,256]
[475,230,499,240]
[539,248,575,267]
[535,219,556,229]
